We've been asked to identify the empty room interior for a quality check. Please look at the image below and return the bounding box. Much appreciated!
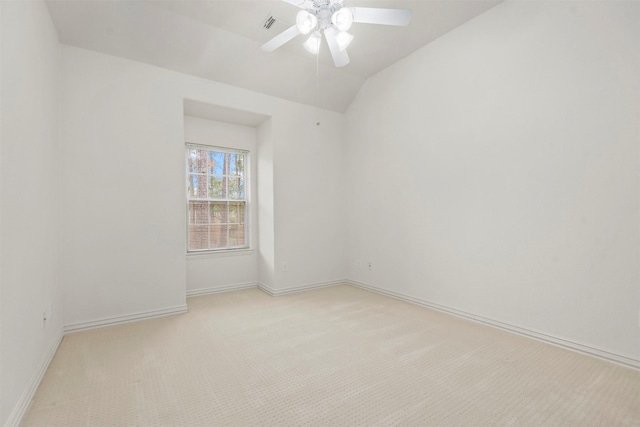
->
[1,0,639,425]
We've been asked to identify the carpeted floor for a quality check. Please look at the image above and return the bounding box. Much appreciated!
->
[22,285,639,426]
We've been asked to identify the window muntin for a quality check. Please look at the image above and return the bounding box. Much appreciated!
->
[186,145,248,252]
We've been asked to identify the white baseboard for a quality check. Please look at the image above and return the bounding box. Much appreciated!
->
[63,304,188,334]
[9,278,636,427]
[187,282,258,298]
[258,279,344,297]
[346,279,640,370]
[5,327,64,427]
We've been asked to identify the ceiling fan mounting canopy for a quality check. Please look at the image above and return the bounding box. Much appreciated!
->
[261,0,412,68]
[311,0,345,16]
[298,0,344,13]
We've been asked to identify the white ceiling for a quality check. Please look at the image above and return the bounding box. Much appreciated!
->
[46,0,502,113]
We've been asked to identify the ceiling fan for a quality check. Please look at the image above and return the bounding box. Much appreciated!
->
[261,0,412,68]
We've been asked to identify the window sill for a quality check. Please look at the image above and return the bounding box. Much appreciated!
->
[186,248,254,259]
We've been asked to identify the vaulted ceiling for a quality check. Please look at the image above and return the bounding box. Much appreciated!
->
[46,0,502,112]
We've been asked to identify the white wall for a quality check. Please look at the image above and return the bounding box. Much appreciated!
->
[346,1,640,361]
[60,45,347,325]
[184,116,259,293]
[0,1,63,424]
[257,119,276,289]
[59,47,188,327]
[272,116,348,290]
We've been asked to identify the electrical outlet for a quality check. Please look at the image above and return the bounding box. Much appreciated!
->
[42,301,53,328]
[368,261,373,271]
[282,262,288,272]
[357,260,362,270]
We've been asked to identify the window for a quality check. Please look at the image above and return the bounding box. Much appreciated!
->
[186,144,248,252]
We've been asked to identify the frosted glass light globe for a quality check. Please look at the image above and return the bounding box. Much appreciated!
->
[331,7,353,32]
[303,31,321,54]
[296,10,318,35]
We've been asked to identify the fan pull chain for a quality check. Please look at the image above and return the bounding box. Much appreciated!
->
[315,45,320,126]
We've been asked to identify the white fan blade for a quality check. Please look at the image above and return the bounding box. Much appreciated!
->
[351,7,412,26]
[261,25,301,52]
[324,27,350,68]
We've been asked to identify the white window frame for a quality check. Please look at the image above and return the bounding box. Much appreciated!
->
[185,143,250,253]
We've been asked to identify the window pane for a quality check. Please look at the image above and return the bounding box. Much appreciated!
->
[189,202,208,225]
[208,176,224,199]
[209,225,228,249]
[206,151,214,175]
[228,178,244,200]
[189,149,207,174]
[188,225,208,250]
[187,175,195,197]
[187,149,199,173]
[212,152,224,175]
[238,202,245,224]
[238,223,245,244]
[229,203,238,223]
[188,175,208,198]
[228,224,240,247]
[236,155,245,177]
[223,153,231,175]
[228,178,238,200]
[229,153,244,176]
[228,203,245,224]
[209,202,226,224]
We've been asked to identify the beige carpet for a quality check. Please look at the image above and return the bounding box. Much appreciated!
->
[22,285,639,426]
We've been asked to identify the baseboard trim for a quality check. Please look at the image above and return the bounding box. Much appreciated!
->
[9,306,187,425]
[10,279,636,427]
[63,304,188,334]
[5,327,64,427]
[346,279,640,370]
[258,280,344,297]
[187,282,258,298]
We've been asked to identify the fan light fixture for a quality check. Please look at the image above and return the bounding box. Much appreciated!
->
[303,31,321,54]
[262,0,412,68]
[296,10,317,34]
[331,7,353,32]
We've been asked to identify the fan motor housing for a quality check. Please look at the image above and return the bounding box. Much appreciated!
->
[310,0,345,29]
